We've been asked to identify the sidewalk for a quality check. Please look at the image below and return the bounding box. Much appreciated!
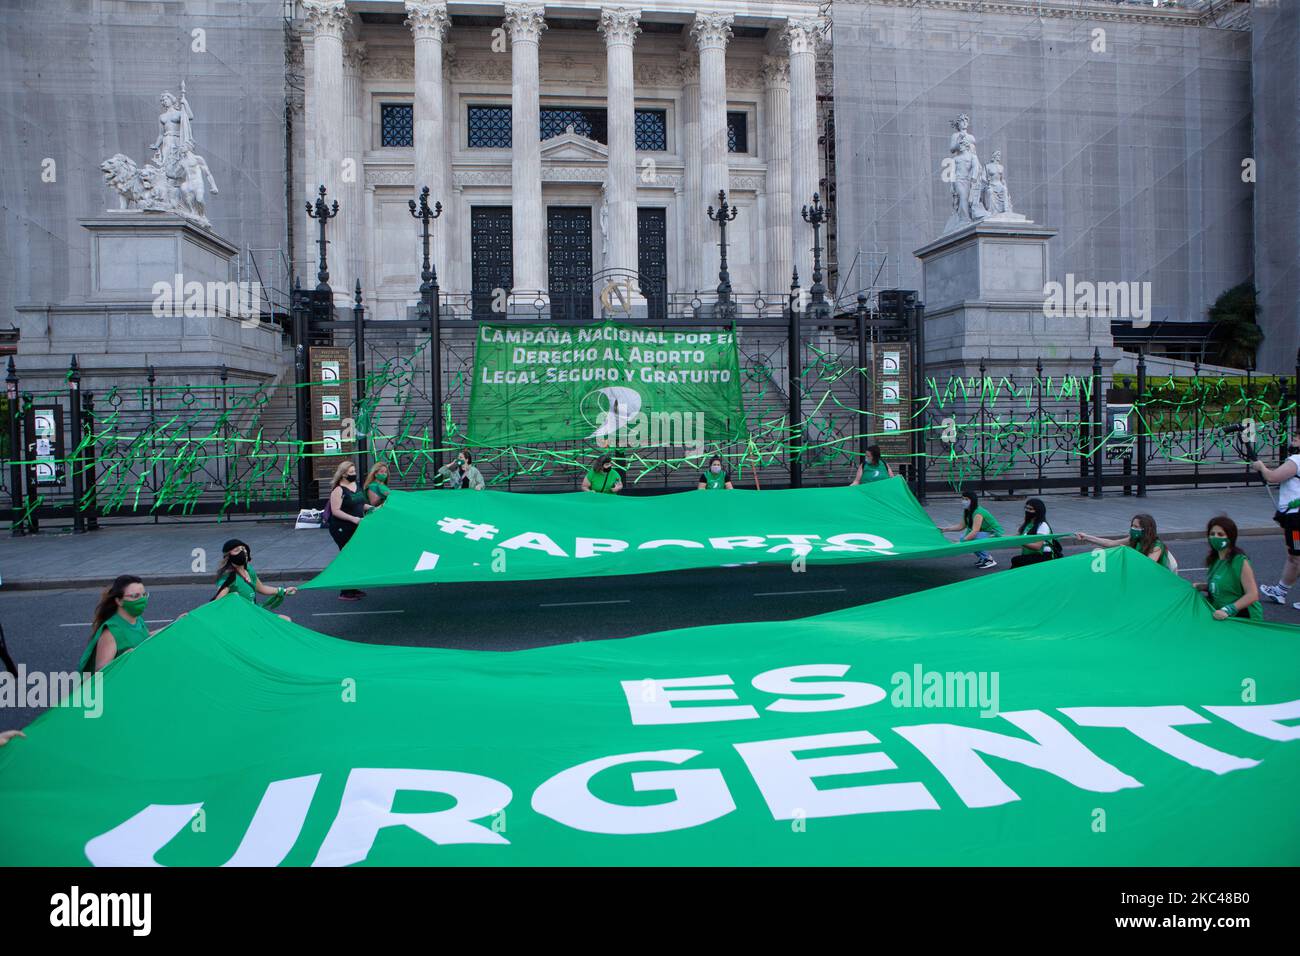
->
[0,485,1281,590]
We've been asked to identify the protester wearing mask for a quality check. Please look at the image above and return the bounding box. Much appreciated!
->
[437,450,486,491]
[698,456,734,490]
[583,454,623,494]
[1076,513,1176,571]
[364,462,392,507]
[327,459,370,601]
[941,492,1003,569]
[850,445,894,485]
[212,539,296,619]
[1194,515,1262,621]
[1251,434,1300,610]
[1010,498,1060,567]
[78,575,166,673]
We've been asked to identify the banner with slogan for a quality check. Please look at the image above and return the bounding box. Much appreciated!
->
[303,477,1063,590]
[2,549,1297,866]
[466,321,747,446]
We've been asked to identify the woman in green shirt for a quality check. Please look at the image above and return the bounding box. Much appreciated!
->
[1076,513,1175,571]
[1194,515,1262,621]
[212,539,296,619]
[582,454,623,494]
[78,575,163,673]
[364,462,392,508]
[941,492,1003,570]
[850,445,895,485]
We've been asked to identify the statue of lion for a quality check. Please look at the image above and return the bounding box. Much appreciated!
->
[101,154,172,212]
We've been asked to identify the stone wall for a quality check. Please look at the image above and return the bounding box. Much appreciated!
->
[831,0,1254,338]
[0,0,290,379]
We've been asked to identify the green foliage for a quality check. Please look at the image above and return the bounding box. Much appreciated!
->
[1207,281,1263,369]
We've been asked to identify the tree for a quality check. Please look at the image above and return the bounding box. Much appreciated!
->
[1207,281,1263,369]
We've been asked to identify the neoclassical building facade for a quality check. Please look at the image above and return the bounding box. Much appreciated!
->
[292,0,828,319]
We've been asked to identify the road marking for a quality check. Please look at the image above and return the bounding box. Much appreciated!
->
[754,587,847,597]
[539,599,631,608]
[312,610,406,617]
[1178,568,1207,573]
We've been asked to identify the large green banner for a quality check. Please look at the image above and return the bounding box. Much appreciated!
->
[2,549,1297,866]
[303,479,1060,590]
[466,321,747,446]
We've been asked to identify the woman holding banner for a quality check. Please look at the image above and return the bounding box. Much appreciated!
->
[583,454,623,494]
[365,462,392,507]
[1076,513,1175,571]
[78,575,166,673]
[941,492,1003,570]
[328,460,370,601]
[211,539,296,619]
[1194,515,1262,622]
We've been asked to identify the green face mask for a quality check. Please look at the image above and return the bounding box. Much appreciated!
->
[1129,528,1143,541]
[121,595,149,616]
[1209,536,1229,552]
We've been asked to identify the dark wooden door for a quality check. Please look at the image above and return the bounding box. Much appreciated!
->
[637,207,668,322]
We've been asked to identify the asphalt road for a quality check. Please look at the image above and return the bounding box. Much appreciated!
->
[2,536,1297,730]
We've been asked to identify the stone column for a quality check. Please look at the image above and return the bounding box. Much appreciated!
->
[406,2,451,282]
[679,50,703,293]
[505,3,547,299]
[599,8,641,275]
[692,11,733,289]
[785,17,822,289]
[762,54,792,296]
[341,40,367,298]
[300,32,316,270]
[304,1,351,296]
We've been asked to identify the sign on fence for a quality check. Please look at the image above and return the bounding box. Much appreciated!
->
[310,347,354,481]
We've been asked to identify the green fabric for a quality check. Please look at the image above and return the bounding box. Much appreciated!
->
[7,548,1298,866]
[304,478,1061,591]
[585,468,620,494]
[965,506,1003,537]
[223,566,261,603]
[76,613,150,673]
[367,481,390,503]
[466,321,747,445]
[1206,552,1263,621]
[858,460,889,483]
[1154,539,1171,568]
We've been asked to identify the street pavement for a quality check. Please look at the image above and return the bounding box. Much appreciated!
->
[3,483,1296,731]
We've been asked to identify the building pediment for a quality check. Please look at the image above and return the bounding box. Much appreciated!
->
[539,127,608,164]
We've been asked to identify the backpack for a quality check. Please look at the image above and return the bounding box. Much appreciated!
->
[1047,537,1064,560]
[321,496,333,525]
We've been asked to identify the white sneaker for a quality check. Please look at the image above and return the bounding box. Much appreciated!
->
[1292,600,1300,612]
[1260,584,1289,604]
[977,558,998,570]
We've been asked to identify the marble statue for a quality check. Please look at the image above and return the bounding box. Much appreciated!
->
[599,182,609,264]
[944,113,988,234]
[150,84,195,169]
[982,149,1012,216]
[101,82,218,228]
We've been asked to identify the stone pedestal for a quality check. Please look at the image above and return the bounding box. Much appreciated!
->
[913,219,1122,380]
[14,213,288,393]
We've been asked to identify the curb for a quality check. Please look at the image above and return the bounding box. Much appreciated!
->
[1,527,1280,591]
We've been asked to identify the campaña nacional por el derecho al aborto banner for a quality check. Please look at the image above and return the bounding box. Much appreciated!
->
[466,321,747,446]
[2,548,1297,866]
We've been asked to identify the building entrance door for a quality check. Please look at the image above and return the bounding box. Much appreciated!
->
[546,205,593,321]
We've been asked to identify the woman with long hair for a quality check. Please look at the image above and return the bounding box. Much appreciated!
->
[327,459,371,601]
[1193,515,1262,621]
[850,445,894,485]
[212,539,296,619]
[1010,498,1058,568]
[1076,513,1175,570]
[78,575,164,673]
[364,461,392,508]
[941,491,1003,570]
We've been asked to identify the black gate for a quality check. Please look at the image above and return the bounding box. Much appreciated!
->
[470,206,513,319]
[547,205,593,323]
[637,207,668,323]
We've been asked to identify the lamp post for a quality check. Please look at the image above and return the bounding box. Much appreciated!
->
[409,186,445,459]
[802,192,830,323]
[306,185,339,293]
[707,189,738,322]
[6,357,23,536]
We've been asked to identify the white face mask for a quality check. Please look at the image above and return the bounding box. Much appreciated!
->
[710,465,722,474]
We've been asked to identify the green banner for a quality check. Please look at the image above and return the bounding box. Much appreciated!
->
[466,321,746,446]
[2,548,1297,866]
[303,478,1062,590]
